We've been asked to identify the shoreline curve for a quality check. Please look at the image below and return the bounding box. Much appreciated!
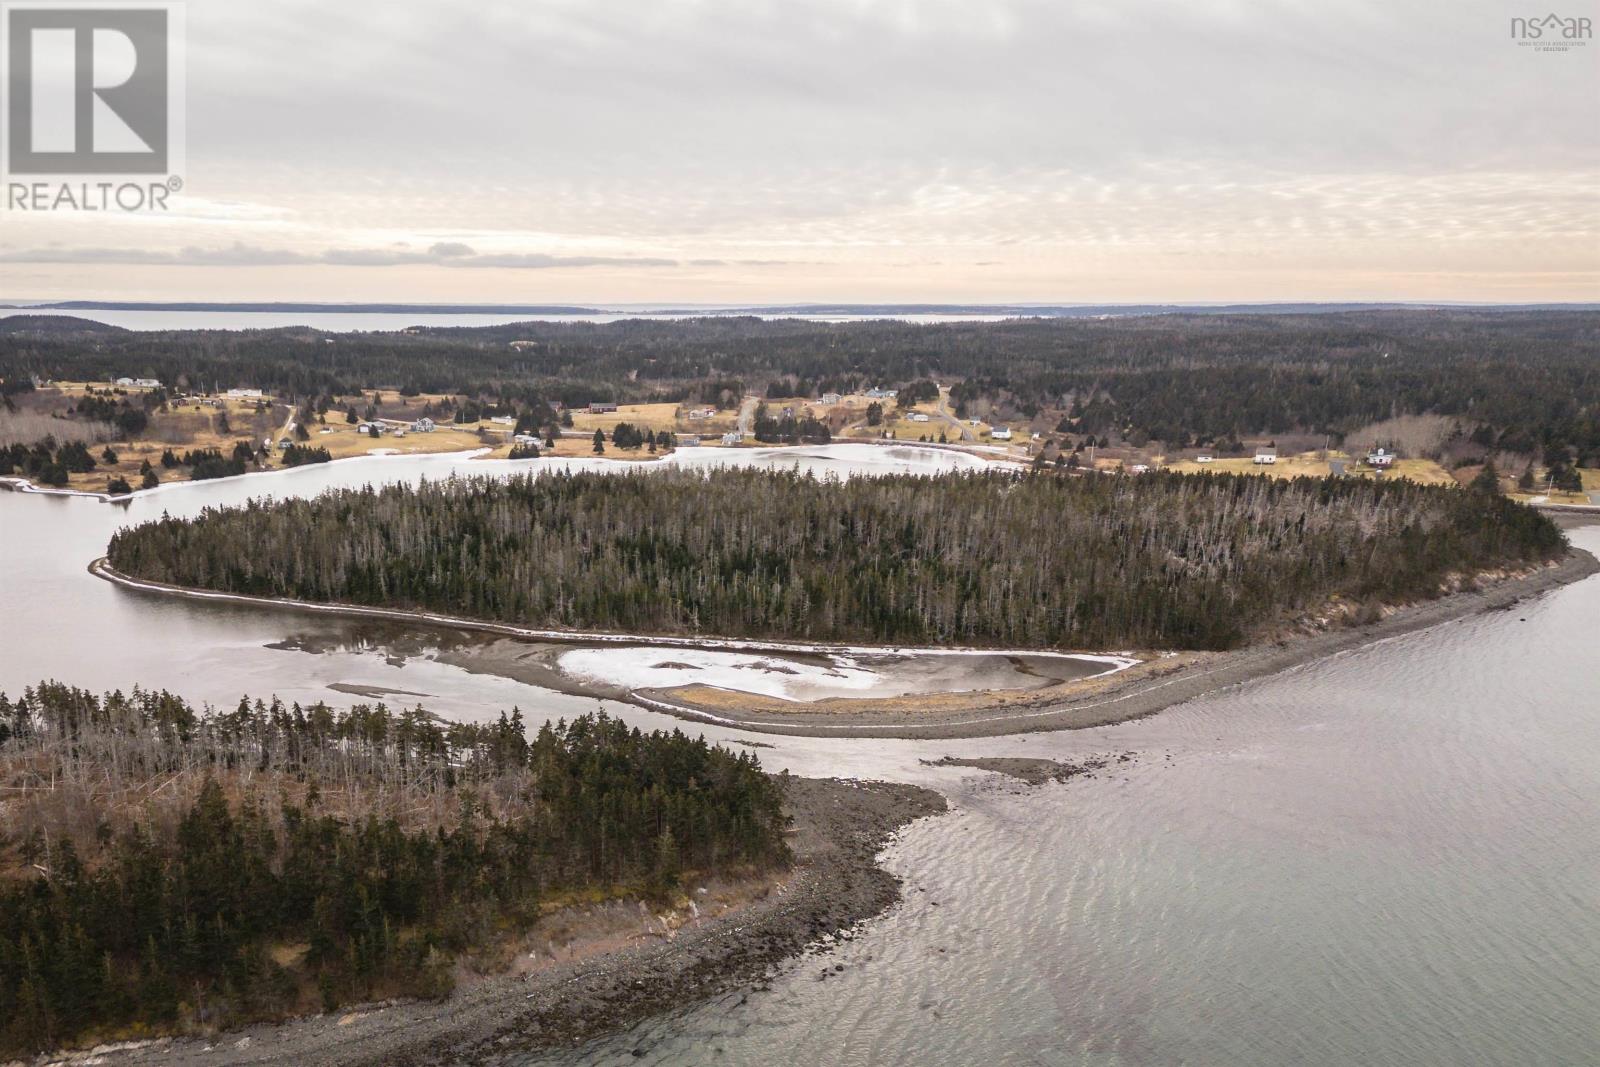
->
[89,545,1600,739]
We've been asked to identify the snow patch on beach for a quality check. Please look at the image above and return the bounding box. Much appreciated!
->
[557,648,891,701]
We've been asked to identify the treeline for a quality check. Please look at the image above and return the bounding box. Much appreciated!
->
[65,392,153,436]
[0,683,787,1056]
[5,311,1596,460]
[753,402,832,444]
[280,443,331,466]
[107,467,1565,651]
[0,439,113,486]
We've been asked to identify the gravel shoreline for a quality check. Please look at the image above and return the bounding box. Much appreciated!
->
[622,546,1600,738]
[66,776,945,1067]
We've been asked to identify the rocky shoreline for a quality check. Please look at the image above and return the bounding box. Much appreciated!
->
[73,776,946,1067]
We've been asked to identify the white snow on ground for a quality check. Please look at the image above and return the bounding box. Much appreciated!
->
[555,645,1136,702]
[556,648,894,702]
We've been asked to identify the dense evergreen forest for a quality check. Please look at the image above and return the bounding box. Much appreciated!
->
[107,468,1565,651]
[4,311,1596,461]
[0,683,787,1056]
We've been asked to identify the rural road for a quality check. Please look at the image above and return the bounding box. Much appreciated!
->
[737,395,759,438]
[937,391,975,442]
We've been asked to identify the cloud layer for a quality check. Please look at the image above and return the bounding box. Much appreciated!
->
[1,0,1594,301]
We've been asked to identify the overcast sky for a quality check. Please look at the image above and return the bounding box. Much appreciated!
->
[4,0,1596,303]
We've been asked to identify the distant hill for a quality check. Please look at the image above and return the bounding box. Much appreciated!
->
[646,302,1600,318]
[0,314,126,335]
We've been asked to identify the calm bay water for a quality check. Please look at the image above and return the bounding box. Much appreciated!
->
[527,557,1600,1065]
[2,444,1597,1066]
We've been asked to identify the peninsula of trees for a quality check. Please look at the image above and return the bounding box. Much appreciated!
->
[106,468,1565,651]
[0,683,788,1056]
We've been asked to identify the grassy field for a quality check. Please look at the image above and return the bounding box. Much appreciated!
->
[1166,451,1456,486]
[844,399,1014,445]
[569,402,737,435]
[13,384,284,493]
[1508,465,1600,506]
[10,383,517,493]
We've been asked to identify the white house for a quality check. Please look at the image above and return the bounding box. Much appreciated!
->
[686,407,716,420]
[114,377,134,386]
[720,431,742,445]
[410,417,436,433]
[1366,447,1395,469]
[990,427,1013,441]
[1253,449,1278,465]
[512,433,540,446]
[820,392,842,405]
[1195,454,1214,463]
[909,412,931,423]
[676,433,701,447]
[133,378,160,389]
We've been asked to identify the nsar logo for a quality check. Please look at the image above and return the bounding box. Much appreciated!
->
[1510,12,1592,50]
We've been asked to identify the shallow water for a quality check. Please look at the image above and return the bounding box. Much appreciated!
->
[0,445,1001,762]
[510,524,1600,1067]
[3,446,1599,1066]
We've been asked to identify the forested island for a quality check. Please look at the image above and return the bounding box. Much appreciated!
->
[0,684,788,1056]
[106,467,1566,651]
